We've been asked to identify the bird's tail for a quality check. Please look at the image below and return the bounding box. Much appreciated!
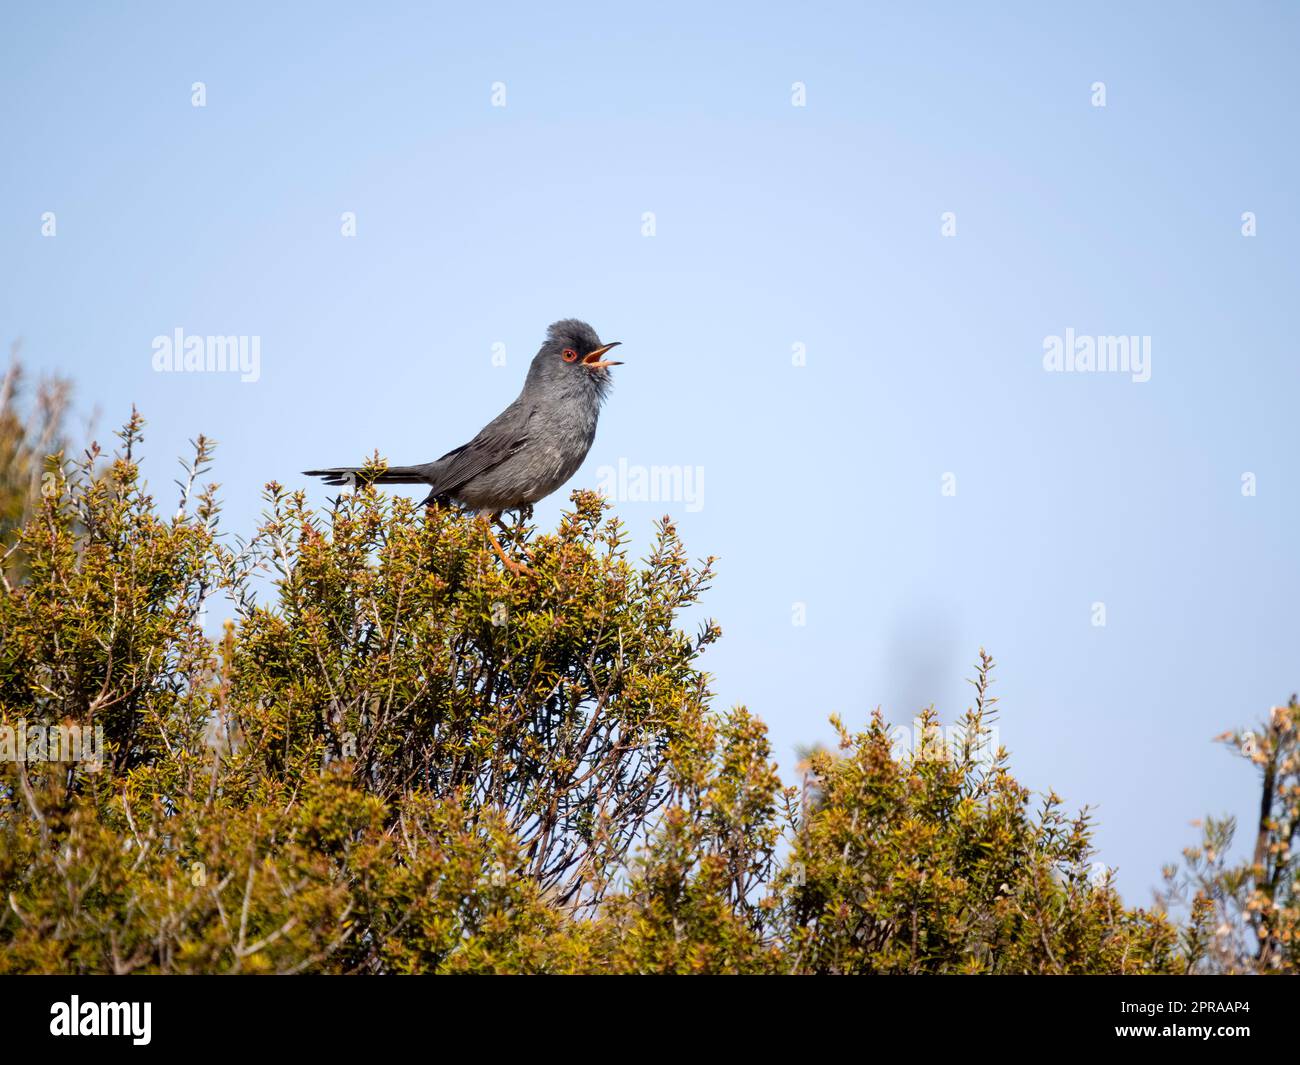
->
[302,465,428,487]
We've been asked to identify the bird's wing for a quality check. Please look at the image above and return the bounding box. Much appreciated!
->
[426,404,536,498]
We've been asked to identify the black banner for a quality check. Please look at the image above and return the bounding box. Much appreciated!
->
[1,974,1286,1052]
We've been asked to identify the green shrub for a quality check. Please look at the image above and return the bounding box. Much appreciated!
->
[0,413,1284,974]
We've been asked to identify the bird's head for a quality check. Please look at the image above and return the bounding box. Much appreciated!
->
[527,319,622,398]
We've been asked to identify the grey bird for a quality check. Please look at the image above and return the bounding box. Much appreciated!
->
[304,319,622,573]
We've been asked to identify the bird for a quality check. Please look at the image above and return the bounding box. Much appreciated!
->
[304,319,622,574]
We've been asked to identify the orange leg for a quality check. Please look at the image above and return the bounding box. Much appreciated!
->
[483,515,530,575]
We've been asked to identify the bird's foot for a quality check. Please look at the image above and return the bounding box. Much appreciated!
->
[483,516,532,577]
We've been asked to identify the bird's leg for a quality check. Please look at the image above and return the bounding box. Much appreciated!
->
[483,513,530,575]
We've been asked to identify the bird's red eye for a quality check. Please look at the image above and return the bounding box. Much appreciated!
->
[562,348,579,363]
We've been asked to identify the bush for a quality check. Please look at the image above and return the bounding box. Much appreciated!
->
[0,414,1277,974]
[1158,699,1300,973]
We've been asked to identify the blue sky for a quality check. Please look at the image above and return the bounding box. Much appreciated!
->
[2,1,1297,904]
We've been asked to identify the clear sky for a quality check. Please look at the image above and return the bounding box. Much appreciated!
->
[2,1,1297,904]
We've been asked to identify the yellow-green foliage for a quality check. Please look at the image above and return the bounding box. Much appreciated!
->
[1159,698,1300,974]
[779,666,1179,973]
[0,347,72,574]
[0,414,1284,973]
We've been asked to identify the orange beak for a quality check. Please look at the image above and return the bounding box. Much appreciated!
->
[582,342,623,369]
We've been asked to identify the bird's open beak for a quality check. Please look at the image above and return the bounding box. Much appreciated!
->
[583,342,622,369]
